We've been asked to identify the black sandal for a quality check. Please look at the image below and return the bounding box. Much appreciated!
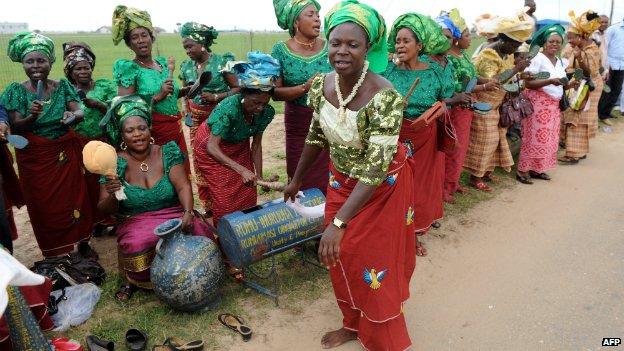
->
[115,284,136,302]
[529,171,551,180]
[558,156,579,164]
[218,313,252,342]
[516,174,534,184]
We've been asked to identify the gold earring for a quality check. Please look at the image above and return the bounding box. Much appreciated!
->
[150,137,155,145]
[120,141,127,150]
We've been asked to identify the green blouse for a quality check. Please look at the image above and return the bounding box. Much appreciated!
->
[207,94,275,143]
[305,75,403,186]
[447,51,477,93]
[113,56,180,116]
[101,141,185,217]
[0,79,80,139]
[178,52,235,105]
[271,41,332,106]
[382,62,445,119]
[74,79,117,138]
[421,55,456,100]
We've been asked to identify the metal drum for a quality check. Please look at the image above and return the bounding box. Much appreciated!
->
[217,188,325,268]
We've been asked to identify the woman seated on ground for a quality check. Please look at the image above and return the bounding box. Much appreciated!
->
[192,52,280,224]
[98,95,211,301]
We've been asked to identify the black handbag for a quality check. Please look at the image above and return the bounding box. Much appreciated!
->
[559,92,570,111]
[31,252,106,290]
[499,92,534,128]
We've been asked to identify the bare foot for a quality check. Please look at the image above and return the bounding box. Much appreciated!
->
[416,240,428,257]
[321,328,357,349]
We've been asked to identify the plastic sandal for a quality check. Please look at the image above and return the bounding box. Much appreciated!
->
[218,313,252,342]
[472,180,492,192]
[126,329,147,351]
[164,337,204,351]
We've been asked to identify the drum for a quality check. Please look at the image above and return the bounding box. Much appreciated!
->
[217,188,325,268]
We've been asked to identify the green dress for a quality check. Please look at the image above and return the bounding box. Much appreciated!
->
[0,79,80,139]
[74,79,117,138]
[305,75,403,186]
[270,41,332,106]
[101,141,185,216]
[447,51,477,93]
[178,52,235,105]
[421,55,456,100]
[381,62,446,119]
[207,94,275,143]
[113,57,180,116]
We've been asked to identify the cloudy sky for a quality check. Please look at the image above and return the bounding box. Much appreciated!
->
[2,0,622,32]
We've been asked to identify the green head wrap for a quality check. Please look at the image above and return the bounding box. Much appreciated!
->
[273,0,321,37]
[100,95,152,147]
[112,5,154,46]
[180,22,219,49]
[388,13,450,56]
[324,0,388,73]
[7,32,55,63]
[530,24,565,49]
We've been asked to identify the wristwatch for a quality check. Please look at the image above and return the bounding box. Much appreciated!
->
[332,217,347,229]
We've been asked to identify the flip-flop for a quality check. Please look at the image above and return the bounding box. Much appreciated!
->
[126,329,148,351]
[164,337,204,351]
[218,313,252,342]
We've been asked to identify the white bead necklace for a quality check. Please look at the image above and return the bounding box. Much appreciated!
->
[335,60,369,120]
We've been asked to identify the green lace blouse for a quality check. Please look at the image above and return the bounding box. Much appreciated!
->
[100,141,185,217]
[74,79,117,138]
[421,55,456,100]
[271,41,332,106]
[447,51,477,93]
[382,62,445,119]
[305,75,403,186]
[207,94,275,143]
[113,57,180,116]
[0,79,80,139]
[178,52,235,105]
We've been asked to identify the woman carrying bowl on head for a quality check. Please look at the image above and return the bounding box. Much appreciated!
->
[98,95,212,301]
[0,32,94,258]
[63,42,117,234]
[111,5,190,173]
[192,52,279,224]
[284,1,416,349]
[271,0,332,194]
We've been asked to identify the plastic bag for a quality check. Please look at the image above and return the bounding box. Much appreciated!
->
[285,191,325,219]
[51,283,101,332]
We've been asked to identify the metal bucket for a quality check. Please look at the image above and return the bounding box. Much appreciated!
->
[217,188,325,268]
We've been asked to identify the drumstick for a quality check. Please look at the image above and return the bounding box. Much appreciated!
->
[402,78,421,108]
[257,180,286,191]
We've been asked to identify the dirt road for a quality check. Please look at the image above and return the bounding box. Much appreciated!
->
[227,126,624,351]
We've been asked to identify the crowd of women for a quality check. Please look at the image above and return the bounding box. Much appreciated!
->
[0,0,611,349]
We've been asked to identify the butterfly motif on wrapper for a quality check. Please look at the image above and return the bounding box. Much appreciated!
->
[363,268,387,290]
[328,171,341,189]
[386,174,398,186]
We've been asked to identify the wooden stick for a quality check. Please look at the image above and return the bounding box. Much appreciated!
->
[257,180,286,191]
[402,77,421,108]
